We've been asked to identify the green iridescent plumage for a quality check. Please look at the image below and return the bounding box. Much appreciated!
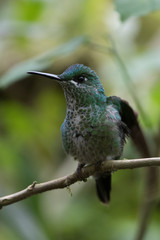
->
[28,64,150,205]
[58,65,126,166]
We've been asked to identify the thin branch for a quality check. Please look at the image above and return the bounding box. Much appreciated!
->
[135,167,159,240]
[0,157,160,209]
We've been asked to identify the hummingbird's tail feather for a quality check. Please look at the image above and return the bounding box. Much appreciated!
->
[95,173,111,205]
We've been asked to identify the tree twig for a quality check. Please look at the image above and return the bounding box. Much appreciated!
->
[0,157,159,209]
[135,167,159,240]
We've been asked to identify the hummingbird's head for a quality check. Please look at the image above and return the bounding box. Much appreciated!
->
[59,64,101,88]
[28,64,106,107]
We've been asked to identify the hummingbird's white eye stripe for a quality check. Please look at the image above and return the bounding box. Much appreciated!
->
[70,80,79,86]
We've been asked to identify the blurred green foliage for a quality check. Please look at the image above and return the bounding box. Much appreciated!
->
[115,0,160,21]
[0,36,87,88]
[0,0,160,240]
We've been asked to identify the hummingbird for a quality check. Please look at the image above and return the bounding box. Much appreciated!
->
[28,64,150,205]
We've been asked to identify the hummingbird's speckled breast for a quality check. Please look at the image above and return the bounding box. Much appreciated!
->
[61,104,123,164]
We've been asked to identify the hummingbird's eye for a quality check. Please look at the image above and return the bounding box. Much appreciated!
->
[77,75,87,84]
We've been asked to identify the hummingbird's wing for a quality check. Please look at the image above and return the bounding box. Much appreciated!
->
[107,96,151,157]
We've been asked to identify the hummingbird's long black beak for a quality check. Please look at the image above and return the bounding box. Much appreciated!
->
[27,71,61,81]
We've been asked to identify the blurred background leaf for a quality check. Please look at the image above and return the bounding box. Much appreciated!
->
[0,36,87,88]
[115,0,160,21]
[0,0,160,240]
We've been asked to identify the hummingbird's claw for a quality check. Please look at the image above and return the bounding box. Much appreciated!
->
[76,163,87,182]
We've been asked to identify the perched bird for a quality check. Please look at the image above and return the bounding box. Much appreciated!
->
[28,64,150,205]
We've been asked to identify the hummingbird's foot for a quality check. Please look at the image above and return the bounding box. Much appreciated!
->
[76,163,87,182]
